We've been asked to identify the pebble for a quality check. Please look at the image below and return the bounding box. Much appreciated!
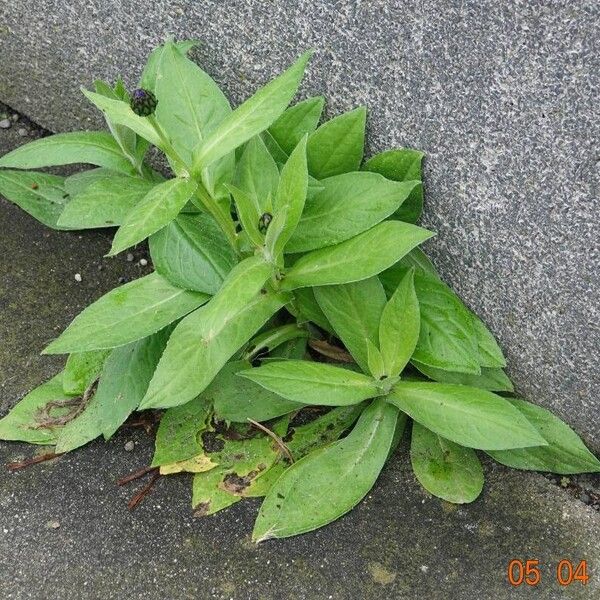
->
[74,273,82,282]
[139,258,148,266]
[124,441,135,452]
[46,520,60,529]
[17,128,28,137]
[0,119,11,129]
[580,493,591,504]
[126,252,135,262]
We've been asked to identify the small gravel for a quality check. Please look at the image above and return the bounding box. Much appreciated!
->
[74,273,82,282]
[139,258,148,266]
[17,127,28,137]
[46,521,60,530]
[124,441,135,452]
[126,252,134,262]
[0,119,11,129]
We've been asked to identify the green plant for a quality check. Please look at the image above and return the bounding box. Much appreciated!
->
[0,41,597,541]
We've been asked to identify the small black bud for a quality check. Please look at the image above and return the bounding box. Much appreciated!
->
[130,88,158,117]
[258,212,273,234]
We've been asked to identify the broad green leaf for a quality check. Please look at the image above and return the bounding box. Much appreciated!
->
[261,129,290,165]
[487,399,600,474]
[152,396,212,467]
[387,381,546,450]
[58,175,154,229]
[44,272,209,353]
[470,313,506,368]
[253,399,399,540]
[379,268,420,377]
[0,170,69,229]
[234,136,279,214]
[383,268,481,375]
[140,40,200,91]
[314,277,386,372]
[149,212,237,294]
[98,329,171,439]
[192,51,311,171]
[410,421,484,503]
[363,149,424,223]
[226,183,264,247]
[62,350,110,395]
[203,360,302,423]
[63,168,116,196]
[269,336,308,360]
[82,89,163,148]
[239,360,379,406]
[306,107,366,179]
[109,177,197,255]
[271,135,308,255]
[155,41,232,164]
[289,288,335,334]
[0,373,75,445]
[155,41,234,195]
[0,131,134,174]
[282,221,434,290]
[287,172,417,252]
[269,96,324,154]
[140,256,285,409]
[192,468,241,515]
[412,361,514,392]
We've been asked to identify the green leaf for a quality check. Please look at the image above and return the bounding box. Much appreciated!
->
[140,40,200,91]
[379,268,420,377]
[155,41,234,196]
[0,373,76,445]
[44,272,209,354]
[140,256,285,409]
[151,396,212,467]
[289,288,335,334]
[410,421,484,503]
[398,247,439,278]
[149,212,237,294]
[81,89,163,148]
[314,277,386,372]
[363,149,424,223]
[58,175,154,229]
[97,329,171,439]
[192,51,312,171]
[412,361,514,392]
[271,135,308,255]
[253,399,399,540]
[109,177,197,255]
[387,381,546,450]
[282,221,434,290]
[269,96,324,154]
[470,313,507,368]
[0,170,69,229]
[395,269,481,375]
[203,360,302,423]
[234,136,279,214]
[487,399,600,474]
[155,41,232,164]
[0,131,134,174]
[239,360,379,406]
[63,168,116,197]
[287,171,417,253]
[307,107,366,179]
[62,350,110,395]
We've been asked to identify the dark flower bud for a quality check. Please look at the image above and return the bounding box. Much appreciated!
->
[130,88,158,117]
[258,212,273,234]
